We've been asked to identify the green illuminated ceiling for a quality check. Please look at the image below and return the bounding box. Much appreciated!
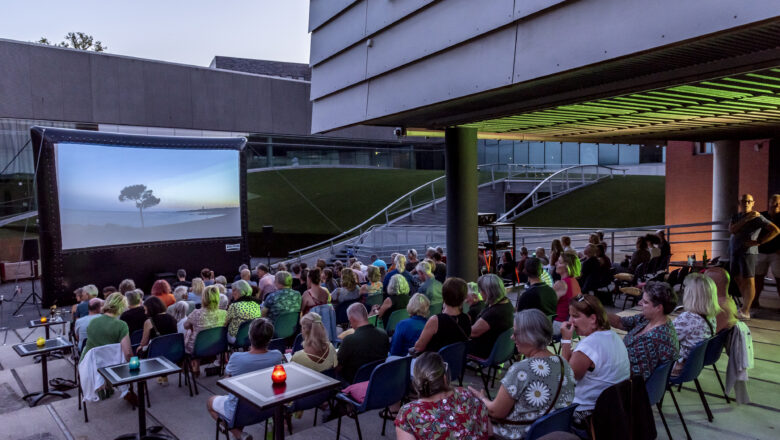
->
[459,67,780,141]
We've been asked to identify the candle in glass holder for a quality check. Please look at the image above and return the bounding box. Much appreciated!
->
[40,316,47,323]
[129,356,140,370]
[271,364,287,384]
[36,337,46,347]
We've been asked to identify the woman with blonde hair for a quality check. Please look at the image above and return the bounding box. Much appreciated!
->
[375,274,411,329]
[81,292,133,361]
[184,285,227,374]
[359,265,383,300]
[552,252,582,334]
[291,312,337,372]
[672,273,721,375]
[331,268,360,304]
[189,277,205,305]
[390,293,430,356]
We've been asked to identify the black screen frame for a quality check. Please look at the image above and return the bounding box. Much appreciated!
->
[32,126,249,307]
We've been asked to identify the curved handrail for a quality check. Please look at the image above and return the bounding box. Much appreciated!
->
[287,162,535,258]
[497,165,626,222]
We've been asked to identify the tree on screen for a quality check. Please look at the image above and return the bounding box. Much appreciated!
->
[118,184,161,228]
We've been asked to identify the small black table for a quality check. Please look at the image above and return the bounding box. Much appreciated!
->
[98,357,182,440]
[28,316,68,361]
[217,363,341,439]
[13,337,73,406]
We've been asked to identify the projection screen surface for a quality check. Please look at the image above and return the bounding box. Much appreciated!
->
[55,142,241,250]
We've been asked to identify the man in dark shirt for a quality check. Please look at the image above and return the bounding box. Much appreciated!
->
[516,258,558,316]
[755,194,780,309]
[171,269,191,289]
[729,193,780,318]
[337,303,389,383]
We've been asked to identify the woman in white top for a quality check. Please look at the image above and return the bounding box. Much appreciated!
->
[560,294,630,429]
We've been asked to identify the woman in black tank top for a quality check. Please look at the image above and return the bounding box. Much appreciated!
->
[413,277,471,353]
[138,296,178,352]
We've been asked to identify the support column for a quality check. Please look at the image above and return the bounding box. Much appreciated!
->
[266,138,273,167]
[445,127,478,281]
[712,140,740,258]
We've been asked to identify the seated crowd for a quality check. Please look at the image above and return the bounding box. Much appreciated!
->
[69,235,742,440]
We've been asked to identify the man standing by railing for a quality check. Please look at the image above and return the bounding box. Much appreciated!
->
[754,194,780,310]
[729,194,780,319]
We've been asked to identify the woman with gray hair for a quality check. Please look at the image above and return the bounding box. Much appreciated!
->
[469,274,515,359]
[225,280,262,344]
[374,273,411,328]
[470,309,575,439]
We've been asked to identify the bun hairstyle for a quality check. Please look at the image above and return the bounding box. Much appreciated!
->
[412,352,450,398]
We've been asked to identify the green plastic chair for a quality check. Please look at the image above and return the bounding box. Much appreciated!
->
[385,309,409,336]
[273,311,299,339]
[231,320,252,351]
[429,302,443,316]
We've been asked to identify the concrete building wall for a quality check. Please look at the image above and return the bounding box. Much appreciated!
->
[308,0,780,133]
[0,39,311,135]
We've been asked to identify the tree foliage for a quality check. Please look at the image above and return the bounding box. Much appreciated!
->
[118,184,161,228]
[37,32,107,52]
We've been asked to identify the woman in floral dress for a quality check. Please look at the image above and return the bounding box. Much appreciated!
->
[470,309,575,439]
[395,352,490,439]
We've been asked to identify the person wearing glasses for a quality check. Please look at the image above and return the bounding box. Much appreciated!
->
[395,352,490,440]
[729,193,779,319]
[746,194,780,313]
[471,309,575,439]
[607,281,679,380]
[560,295,630,429]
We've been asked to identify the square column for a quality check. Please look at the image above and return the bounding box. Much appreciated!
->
[445,127,478,281]
[712,140,740,258]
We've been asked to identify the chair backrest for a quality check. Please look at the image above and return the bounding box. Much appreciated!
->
[526,404,579,440]
[147,333,185,364]
[290,367,338,412]
[633,263,646,281]
[335,299,359,325]
[273,312,299,339]
[703,328,731,367]
[362,356,412,411]
[677,266,691,286]
[486,328,515,365]
[292,333,304,353]
[386,309,409,335]
[438,342,467,382]
[233,320,252,349]
[646,257,659,274]
[365,294,383,308]
[673,338,709,383]
[230,398,275,429]
[352,358,385,384]
[192,327,228,358]
[645,360,674,405]
[310,304,338,343]
[666,268,680,287]
[267,337,287,353]
[130,329,144,345]
[429,302,443,316]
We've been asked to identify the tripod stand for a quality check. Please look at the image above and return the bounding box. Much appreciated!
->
[13,260,42,316]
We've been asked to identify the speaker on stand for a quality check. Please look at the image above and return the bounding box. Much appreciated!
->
[13,239,43,316]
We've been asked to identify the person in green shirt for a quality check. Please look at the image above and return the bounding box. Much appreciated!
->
[80,292,133,362]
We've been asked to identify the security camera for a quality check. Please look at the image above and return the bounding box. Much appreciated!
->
[393,127,405,137]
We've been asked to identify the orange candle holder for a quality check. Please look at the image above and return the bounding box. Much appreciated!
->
[40,316,47,323]
[271,365,287,384]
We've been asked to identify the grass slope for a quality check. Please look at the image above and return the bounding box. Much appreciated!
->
[514,175,665,228]
[247,168,443,234]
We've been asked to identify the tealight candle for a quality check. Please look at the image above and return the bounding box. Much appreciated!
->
[271,364,287,384]
[40,316,47,323]
[36,337,46,347]
[128,356,140,370]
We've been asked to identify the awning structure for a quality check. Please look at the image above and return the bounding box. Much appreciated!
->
[408,66,780,142]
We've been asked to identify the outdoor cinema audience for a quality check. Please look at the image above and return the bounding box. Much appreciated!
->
[119,289,146,335]
[151,279,176,308]
[375,273,411,329]
[389,293,430,356]
[608,281,679,380]
[395,352,490,440]
[552,253,581,335]
[207,318,283,440]
[705,267,738,332]
[291,312,337,372]
[560,294,630,429]
[672,273,720,376]
[74,297,104,351]
[331,268,361,304]
[472,309,575,439]
[469,274,514,359]
[256,263,276,299]
[337,303,389,383]
[225,280,262,344]
[300,268,331,316]
[261,271,301,323]
[81,292,133,362]
[137,296,177,355]
[184,285,227,372]
[359,265,383,302]
[516,258,557,316]
[383,254,416,294]
[189,277,205,305]
[466,281,486,324]
[413,277,471,353]
[416,261,443,304]
[168,301,190,334]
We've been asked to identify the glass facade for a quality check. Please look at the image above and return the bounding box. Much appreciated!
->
[476,139,659,169]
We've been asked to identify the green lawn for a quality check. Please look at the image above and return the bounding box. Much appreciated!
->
[247,168,444,234]
[513,175,665,228]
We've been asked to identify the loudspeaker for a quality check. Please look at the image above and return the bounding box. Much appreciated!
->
[263,225,274,244]
[22,238,39,261]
